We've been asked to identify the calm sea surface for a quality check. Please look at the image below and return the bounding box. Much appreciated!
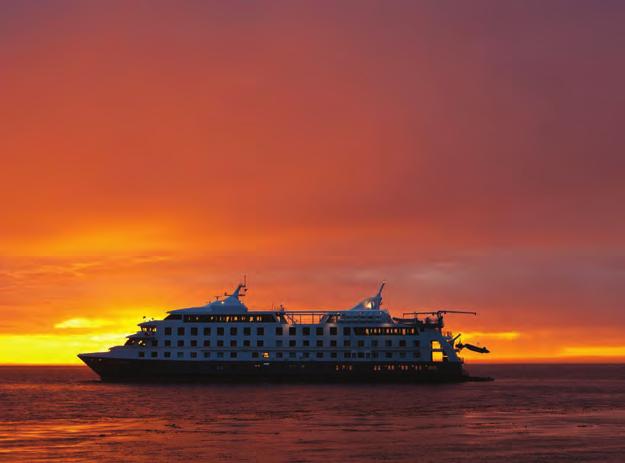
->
[0,364,624,462]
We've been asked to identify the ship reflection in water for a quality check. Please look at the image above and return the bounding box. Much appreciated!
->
[1,365,624,462]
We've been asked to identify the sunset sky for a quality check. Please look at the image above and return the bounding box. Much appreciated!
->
[1,1,624,364]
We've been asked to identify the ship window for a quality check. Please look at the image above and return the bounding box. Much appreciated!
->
[191,352,197,358]
[177,352,184,358]
[139,351,145,358]
[371,340,378,347]
[276,340,283,347]
[303,352,310,358]
[217,352,224,358]
[165,314,181,320]
[243,340,251,347]
[164,327,172,335]
[177,327,185,336]
[385,352,392,359]
[399,352,406,358]
[289,352,296,358]
[413,340,420,347]
[343,327,351,335]
[165,340,171,347]
[289,327,296,335]
[277,352,283,358]
[344,352,351,359]
[151,340,158,347]
[316,327,323,336]
[257,327,264,336]
[357,352,364,358]
[276,327,283,336]
[289,340,296,347]
[330,340,337,347]
[252,352,259,358]
[204,327,211,336]
[217,340,224,347]
[303,340,310,347]
[257,340,264,347]
[177,340,184,347]
[230,340,237,347]
[203,340,210,347]
[357,340,364,348]
[204,352,210,358]
[399,340,406,347]
[316,340,323,347]
[385,340,392,347]
[303,327,310,336]
[262,352,269,359]
[191,327,198,336]
[330,327,337,335]
[191,340,197,347]
[230,327,237,336]
[244,327,251,336]
[164,352,171,358]
[331,352,337,359]
[316,352,323,358]
[343,340,351,347]
[217,327,224,336]
[372,352,378,358]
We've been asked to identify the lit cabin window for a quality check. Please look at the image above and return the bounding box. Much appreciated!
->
[262,352,269,359]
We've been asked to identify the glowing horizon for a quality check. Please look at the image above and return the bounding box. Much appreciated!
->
[1,1,624,364]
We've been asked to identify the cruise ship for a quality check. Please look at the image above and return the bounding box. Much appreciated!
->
[79,282,491,382]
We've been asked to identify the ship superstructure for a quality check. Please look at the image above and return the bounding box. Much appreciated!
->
[79,282,490,382]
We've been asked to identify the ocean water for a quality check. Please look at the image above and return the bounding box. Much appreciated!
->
[0,365,624,462]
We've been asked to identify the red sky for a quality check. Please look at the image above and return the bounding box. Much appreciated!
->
[1,1,624,363]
